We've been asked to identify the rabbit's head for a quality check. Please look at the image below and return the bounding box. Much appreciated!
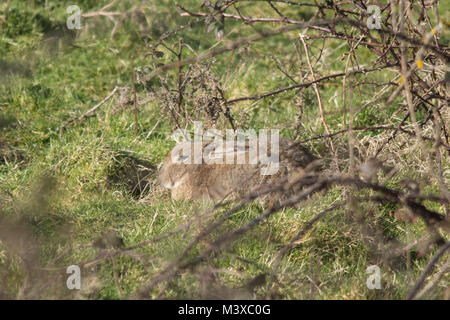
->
[158,141,194,190]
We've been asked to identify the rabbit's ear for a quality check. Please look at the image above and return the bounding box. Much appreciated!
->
[204,141,224,164]
[204,142,238,164]
[175,154,189,163]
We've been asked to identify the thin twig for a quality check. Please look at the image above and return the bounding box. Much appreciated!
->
[407,241,450,300]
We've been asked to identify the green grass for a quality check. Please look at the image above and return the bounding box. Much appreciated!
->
[0,0,448,299]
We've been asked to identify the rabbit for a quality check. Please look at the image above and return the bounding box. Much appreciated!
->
[158,135,317,202]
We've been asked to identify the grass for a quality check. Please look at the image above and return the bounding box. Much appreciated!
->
[0,0,448,299]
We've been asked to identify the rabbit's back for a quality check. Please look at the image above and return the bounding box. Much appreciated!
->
[158,137,316,201]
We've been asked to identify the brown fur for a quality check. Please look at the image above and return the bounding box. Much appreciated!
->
[158,137,316,201]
